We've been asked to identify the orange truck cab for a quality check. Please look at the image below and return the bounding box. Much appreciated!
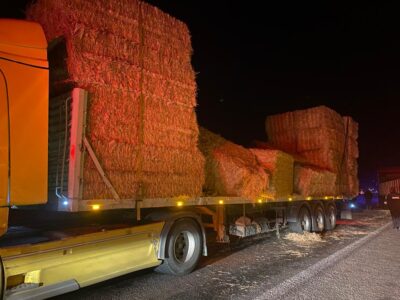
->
[0,19,49,236]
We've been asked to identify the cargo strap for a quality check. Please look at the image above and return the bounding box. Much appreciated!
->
[338,118,350,195]
[83,137,120,201]
[135,1,146,198]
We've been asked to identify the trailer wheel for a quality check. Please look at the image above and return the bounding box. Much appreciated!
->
[325,204,337,231]
[313,205,325,232]
[156,218,202,275]
[289,207,312,233]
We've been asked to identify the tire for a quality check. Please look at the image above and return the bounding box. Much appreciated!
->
[325,204,337,231]
[289,206,312,233]
[313,205,325,232]
[155,218,202,275]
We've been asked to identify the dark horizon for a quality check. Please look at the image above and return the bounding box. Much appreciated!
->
[2,0,400,188]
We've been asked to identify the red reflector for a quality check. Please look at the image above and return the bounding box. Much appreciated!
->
[70,144,75,160]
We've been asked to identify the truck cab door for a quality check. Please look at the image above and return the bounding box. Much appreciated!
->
[0,70,9,207]
[0,69,9,235]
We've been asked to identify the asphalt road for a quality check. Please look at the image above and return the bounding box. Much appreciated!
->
[259,219,399,300]
[55,210,392,300]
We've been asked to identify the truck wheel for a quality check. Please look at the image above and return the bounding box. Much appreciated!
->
[325,204,337,230]
[156,218,202,275]
[289,207,312,233]
[313,205,325,232]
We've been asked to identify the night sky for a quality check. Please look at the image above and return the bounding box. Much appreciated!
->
[2,1,400,188]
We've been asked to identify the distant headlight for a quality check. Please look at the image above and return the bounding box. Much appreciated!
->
[350,203,356,208]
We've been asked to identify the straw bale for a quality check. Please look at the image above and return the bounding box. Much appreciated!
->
[266,106,344,136]
[85,88,140,144]
[212,151,268,199]
[251,141,311,165]
[83,141,204,198]
[293,106,344,130]
[142,30,191,62]
[83,169,203,199]
[296,128,345,152]
[71,29,141,64]
[266,108,345,154]
[298,148,342,173]
[343,116,358,140]
[65,0,141,21]
[83,142,204,199]
[269,128,345,153]
[266,111,294,133]
[250,149,294,198]
[85,139,203,174]
[336,159,359,197]
[140,2,192,47]
[265,131,298,154]
[86,87,199,149]
[27,0,191,49]
[337,179,359,198]
[346,139,359,159]
[142,74,196,107]
[89,100,196,144]
[199,128,268,199]
[294,165,337,197]
[64,51,194,92]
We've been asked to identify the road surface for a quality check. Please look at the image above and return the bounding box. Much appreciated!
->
[55,210,393,300]
[258,218,399,299]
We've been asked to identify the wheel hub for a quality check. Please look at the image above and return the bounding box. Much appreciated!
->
[173,231,196,263]
[301,214,311,231]
[316,210,324,230]
[329,209,336,227]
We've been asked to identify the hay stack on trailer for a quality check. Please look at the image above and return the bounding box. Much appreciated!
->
[294,165,336,197]
[199,128,268,199]
[249,149,294,198]
[28,0,205,201]
[266,106,359,198]
[339,116,359,196]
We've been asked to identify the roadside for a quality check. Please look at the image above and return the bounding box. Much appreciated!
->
[266,220,399,299]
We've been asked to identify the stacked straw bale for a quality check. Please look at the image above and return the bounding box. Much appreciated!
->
[266,106,359,197]
[338,116,359,196]
[294,165,337,197]
[28,0,205,200]
[199,128,268,199]
[250,149,294,198]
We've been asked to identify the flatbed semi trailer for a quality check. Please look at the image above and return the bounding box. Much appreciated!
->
[0,18,345,300]
[0,196,339,300]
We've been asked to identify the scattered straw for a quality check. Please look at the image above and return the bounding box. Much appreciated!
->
[284,232,325,245]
